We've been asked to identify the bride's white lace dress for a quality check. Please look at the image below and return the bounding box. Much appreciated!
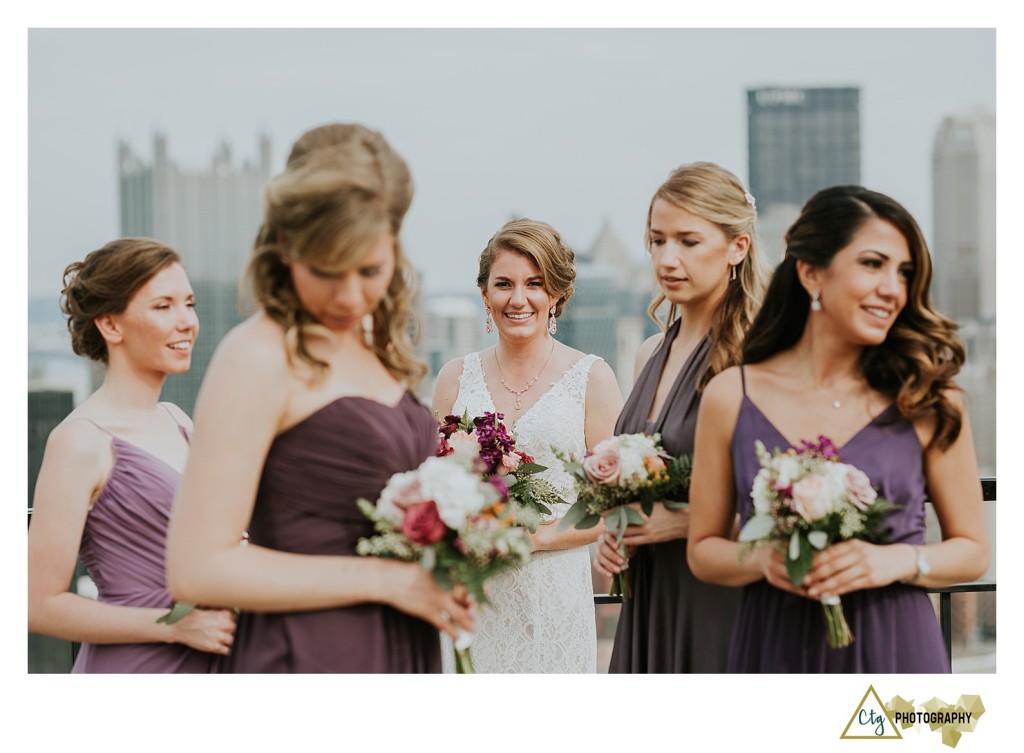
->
[442,351,599,673]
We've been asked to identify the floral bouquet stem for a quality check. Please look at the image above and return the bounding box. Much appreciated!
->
[453,630,476,674]
[609,543,631,599]
[821,594,854,649]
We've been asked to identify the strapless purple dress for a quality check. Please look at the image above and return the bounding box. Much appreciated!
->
[226,393,443,673]
[73,424,221,673]
[727,367,949,673]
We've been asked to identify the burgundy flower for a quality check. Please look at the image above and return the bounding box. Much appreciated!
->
[439,415,462,439]
[400,500,447,545]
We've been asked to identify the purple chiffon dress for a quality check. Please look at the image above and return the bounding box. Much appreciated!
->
[226,393,442,673]
[608,322,742,673]
[727,366,950,673]
[72,417,220,673]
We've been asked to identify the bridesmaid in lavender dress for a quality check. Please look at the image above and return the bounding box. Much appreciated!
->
[167,123,473,673]
[689,186,990,672]
[28,238,236,672]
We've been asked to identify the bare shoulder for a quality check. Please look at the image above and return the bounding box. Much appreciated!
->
[585,355,618,390]
[45,417,110,473]
[701,366,745,412]
[633,333,664,379]
[209,312,290,379]
[159,402,194,431]
[431,354,470,416]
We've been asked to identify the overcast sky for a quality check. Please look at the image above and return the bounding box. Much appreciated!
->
[27,27,995,300]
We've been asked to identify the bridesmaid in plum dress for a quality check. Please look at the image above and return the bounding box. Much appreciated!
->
[594,163,768,673]
[689,186,990,672]
[28,238,236,672]
[167,123,473,673]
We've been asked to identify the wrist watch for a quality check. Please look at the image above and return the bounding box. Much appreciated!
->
[907,545,931,583]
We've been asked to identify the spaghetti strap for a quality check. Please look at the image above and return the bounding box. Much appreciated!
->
[739,364,748,396]
[69,417,113,437]
[159,402,191,442]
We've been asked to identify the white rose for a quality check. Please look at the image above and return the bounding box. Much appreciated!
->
[772,455,802,488]
[751,468,772,514]
[415,456,488,529]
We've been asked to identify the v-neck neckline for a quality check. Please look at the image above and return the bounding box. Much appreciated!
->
[478,354,590,427]
[742,394,897,454]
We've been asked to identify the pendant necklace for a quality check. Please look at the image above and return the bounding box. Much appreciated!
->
[494,338,555,412]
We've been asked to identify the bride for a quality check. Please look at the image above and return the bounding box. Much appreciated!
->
[432,218,623,673]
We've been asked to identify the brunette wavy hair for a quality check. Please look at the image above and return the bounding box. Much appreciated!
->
[246,123,425,386]
[742,185,966,451]
[644,162,769,390]
[61,238,181,363]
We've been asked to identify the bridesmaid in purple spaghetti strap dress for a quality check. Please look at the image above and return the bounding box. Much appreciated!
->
[73,420,222,673]
[226,394,442,673]
[726,366,949,673]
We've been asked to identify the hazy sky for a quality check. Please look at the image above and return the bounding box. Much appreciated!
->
[27,28,995,299]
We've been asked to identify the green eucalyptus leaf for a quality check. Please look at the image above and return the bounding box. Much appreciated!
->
[156,602,195,625]
[624,507,646,526]
[516,462,547,475]
[786,534,814,587]
[558,500,591,530]
[737,514,776,542]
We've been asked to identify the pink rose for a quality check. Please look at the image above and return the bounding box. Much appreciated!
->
[844,467,877,510]
[644,454,667,475]
[582,442,622,487]
[400,500,447,545]
[790,475,831,522]
[497,453,521,476]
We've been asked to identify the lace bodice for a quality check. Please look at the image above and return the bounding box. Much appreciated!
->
[453,351,599,518]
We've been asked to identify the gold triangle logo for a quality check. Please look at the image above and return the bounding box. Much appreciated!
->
[841,685,903,740]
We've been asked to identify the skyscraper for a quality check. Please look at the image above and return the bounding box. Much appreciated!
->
[747,86,861,213]
[931,111,996,323]
[930,110,996,477]
[118,134,273,412]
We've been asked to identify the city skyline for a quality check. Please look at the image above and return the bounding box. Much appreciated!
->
[28,28,994,301]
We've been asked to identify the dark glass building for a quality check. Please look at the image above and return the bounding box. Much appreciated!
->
[747,87,861,212]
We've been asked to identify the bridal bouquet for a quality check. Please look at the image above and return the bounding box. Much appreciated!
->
[356,454,535,672]
[437,410,565,527]
[556,433,692,596]
[737,436,897,649]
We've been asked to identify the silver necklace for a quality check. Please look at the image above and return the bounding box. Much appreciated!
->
[494,339,555,411]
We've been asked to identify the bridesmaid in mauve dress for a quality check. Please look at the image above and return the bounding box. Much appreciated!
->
[596,163,769,673]
[167,123,473,673]
[28,239,236,672]
[689,186,989,673]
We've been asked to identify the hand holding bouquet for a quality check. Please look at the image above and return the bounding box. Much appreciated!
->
[437,410,565,527]
[556,433,692,596]
[737,436,897,648]
[357,454,535,672]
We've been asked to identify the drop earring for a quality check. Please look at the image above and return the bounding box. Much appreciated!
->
[548,306,557,336]
[810,291,822,312]
[730,264,737,282]
[485,307,493,334]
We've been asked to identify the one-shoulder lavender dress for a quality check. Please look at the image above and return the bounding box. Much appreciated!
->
[73,417,220,673]
[727,366,949,673]
[226,393,442,673]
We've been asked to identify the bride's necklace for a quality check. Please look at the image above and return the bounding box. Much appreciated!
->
[494,338,555,412]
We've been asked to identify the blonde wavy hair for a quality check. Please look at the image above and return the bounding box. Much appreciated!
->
[246,123,426,386]
[644,162,769,390]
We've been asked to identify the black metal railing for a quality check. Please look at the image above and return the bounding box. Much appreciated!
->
[593,476,997,670]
